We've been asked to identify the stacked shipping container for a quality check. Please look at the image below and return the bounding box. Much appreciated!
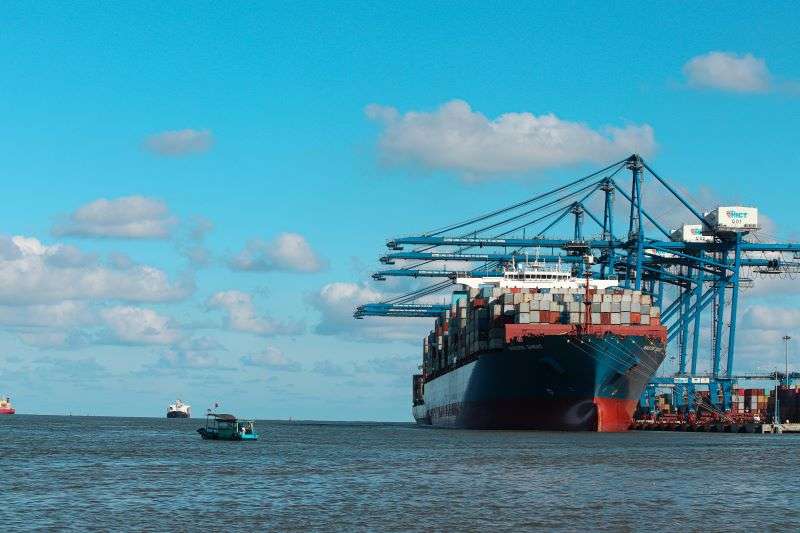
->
[423,285,661,377]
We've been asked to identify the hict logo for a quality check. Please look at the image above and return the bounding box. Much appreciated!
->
[726,210,748,219]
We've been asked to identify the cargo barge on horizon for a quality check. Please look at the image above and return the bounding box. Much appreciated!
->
[411,259,666,432]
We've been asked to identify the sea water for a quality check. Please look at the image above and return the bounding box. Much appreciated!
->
[2,415,798,531]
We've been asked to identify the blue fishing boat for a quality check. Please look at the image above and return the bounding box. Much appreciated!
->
[197,413,258,441]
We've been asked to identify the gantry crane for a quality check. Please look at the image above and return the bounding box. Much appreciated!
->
[355,155,800,411]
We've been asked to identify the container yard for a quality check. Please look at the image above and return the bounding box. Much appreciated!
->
[355,154,800,432]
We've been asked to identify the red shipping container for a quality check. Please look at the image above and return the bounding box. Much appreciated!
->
[601,313,611,325]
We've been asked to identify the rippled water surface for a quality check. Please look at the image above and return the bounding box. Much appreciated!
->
[2,415,799,531]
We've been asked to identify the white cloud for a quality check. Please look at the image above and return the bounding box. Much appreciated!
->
[157,337,225,369]
[311,359,352,376]
[0,236,190,305]
[310,282,431,342]
[240,346,301,372]
[742,305,800,332]
[365,100,655,176]
[18,330,93,350]
[177,217,215,268]
[683,52,771,93]
[354,354,420,376]
[100,306,183,345]
[144,128,214,156]
[53,196,176,239]
[230,233,326,273]
[207,290,303,336]
[0,301,93,328]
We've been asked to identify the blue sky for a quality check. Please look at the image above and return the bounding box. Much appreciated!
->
[1,2,799,419]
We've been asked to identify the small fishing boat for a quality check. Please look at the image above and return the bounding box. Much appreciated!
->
[197,413,258,441]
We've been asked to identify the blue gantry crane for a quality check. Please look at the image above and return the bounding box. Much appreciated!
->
[354,154,800,411]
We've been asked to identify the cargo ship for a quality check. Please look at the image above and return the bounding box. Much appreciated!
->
[166,399,191,418]
[0,396,15,415]
[412,259,667,431]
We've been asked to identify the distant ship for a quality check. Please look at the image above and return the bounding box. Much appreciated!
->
[0,396,15,415]
[166,399,191,418]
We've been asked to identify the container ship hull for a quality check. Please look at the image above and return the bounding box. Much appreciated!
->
[415,332,665,431]
[166,410,189,419]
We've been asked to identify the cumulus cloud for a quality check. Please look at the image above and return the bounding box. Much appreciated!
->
[0,301,93,328]
[309,282,431,342]
[156,337,225,369]
[365,100,655,176]
[683,52,771,93]
[240,346,301,372]
[354,354,420,376]
[0,236,190,305]
[311,359,352,376]
[144,128,214,156]
[100,306,183,345]
[53,196,176,239]
[230,233,326,273]
[18,330,94,350]
[207,290,304,336]
[177,217,215,268]
[741,305,800,331]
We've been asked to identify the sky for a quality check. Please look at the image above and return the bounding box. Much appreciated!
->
[1,2,799,419]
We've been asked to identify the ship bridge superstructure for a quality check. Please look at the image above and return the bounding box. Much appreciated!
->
[456,255,619,292]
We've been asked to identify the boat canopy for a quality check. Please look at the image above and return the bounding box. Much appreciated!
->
[208,413,237,421]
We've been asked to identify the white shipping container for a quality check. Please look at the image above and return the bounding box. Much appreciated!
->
[671,224,714,243]
[704,206,758,232]
[530,311,540,323]
[516,312,530,324]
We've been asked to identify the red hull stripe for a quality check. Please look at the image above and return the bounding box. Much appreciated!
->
[505,323,667,344]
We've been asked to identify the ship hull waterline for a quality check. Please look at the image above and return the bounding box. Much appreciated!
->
[415,333,665,432]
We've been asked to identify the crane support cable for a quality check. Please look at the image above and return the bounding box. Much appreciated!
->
[421,159,628,236]
[640,160,707,227]
[396,180,604,273]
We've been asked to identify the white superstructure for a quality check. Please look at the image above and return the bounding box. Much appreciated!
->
[455,256,619,291]
[167,399,191,417]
